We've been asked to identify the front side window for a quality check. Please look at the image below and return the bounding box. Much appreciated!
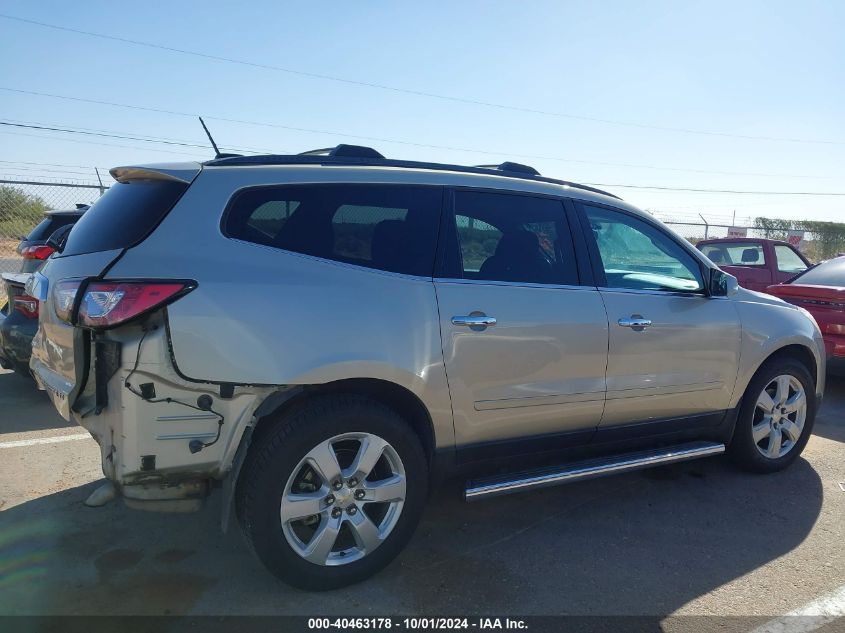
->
[582,205,704,292]
[775,245,808,274]
[446,190,578,285]
[224,184,441,276]
[700,241,766,266]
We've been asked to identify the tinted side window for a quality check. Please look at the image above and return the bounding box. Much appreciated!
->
[446,190,578,285]
[775,245,808,274]
[224,185,441,277]
[62,180,188,256]
[582,205,704,292]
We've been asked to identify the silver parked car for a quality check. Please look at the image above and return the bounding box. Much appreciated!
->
[28,145,825,590]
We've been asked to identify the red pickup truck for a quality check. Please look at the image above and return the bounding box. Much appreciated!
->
[696,237,812,292]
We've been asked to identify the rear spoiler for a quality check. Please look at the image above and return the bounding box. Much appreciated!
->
[110,162,202,185]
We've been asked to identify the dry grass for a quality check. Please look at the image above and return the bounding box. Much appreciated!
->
[0,238,21,259]
[0,238,23,305]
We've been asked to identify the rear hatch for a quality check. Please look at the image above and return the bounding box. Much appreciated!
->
[29,163,200,418]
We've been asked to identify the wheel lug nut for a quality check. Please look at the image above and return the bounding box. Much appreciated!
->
[347,506,358,516]
[354,489,365,500]
[348,477,358,487]
[325,494,335,505]
[331,507,342,518]
[332,480,342,490]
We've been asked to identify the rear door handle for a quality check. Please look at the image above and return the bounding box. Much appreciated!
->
[617,316,651,330]
[452,314,497,328]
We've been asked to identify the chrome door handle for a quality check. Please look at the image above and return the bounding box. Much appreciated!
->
[617,316,652,330]
[452,315,497,328]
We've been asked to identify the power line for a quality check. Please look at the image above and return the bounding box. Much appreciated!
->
[1,88,839,181]
[0,159,103,169]
[0,163,102,176]
[1,117,277,154]
[1,13,842,147]
[0,120,269,154]
[3,126,843,196]
[0,129,210,158]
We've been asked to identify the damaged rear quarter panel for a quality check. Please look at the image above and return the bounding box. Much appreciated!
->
[73,317,273,488]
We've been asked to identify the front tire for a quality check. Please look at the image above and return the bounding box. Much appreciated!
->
[728,357,816,473]
[236,394,428,590]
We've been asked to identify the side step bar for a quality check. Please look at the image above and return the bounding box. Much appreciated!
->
[465,441,725,501]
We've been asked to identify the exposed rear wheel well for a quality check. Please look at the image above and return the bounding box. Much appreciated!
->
[252,379,436,463]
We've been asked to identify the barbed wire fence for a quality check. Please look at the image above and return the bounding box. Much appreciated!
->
[0,179,107,302]
[1,178,843,303]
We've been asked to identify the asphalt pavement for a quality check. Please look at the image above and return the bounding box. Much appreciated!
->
[0,367,843,625]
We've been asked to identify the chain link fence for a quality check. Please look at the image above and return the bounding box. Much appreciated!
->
[659,219,844,263]
[1,177,843,303]
[1,180,106,302]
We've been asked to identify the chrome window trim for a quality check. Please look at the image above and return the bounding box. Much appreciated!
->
[433,276,596,291]
[597,286,715,299]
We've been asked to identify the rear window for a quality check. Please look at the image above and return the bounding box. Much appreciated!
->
[700,241,765,266]
[223,184,442,277]
[26,214,80,242]
[61,180,188,256]
[701,242,766,266]
[790,257,845,287]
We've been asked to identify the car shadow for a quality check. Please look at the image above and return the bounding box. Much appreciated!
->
[0,452,824,617]
[0,369,74,434]
[814,372,845,443]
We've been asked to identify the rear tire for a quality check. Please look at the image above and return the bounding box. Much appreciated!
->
[236,394,428,590]
[728,357,816,473]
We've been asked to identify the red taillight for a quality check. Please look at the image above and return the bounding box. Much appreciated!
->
[53,280,81,323]
[13,294,39,318]
[77,281,192,328]
[21,245,55,260]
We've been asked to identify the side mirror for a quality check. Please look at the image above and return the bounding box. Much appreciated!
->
[45,224,73,254]
[709,268,738,297]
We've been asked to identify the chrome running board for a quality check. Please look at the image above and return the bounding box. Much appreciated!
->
[464,441,725,501]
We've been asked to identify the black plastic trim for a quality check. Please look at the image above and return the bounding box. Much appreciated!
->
[454,408,737,467]
[204,153,620,200]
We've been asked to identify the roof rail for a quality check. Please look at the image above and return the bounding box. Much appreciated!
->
[204,145,619,199]
[299,144,385,159]
[476,162,541,176]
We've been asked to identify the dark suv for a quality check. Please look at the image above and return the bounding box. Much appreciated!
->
[0,206,87,373]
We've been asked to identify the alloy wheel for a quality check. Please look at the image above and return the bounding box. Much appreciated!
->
[280,432,406,566]
[752,374,807,459]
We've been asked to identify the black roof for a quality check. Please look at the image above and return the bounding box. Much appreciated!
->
[204,144,619,200]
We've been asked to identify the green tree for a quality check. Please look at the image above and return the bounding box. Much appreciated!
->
[754,216,845,260]
[0,185,50,237]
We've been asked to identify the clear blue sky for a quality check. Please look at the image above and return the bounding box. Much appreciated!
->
[0,0,843,224]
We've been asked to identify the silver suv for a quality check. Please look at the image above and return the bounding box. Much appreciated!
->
[28,145,825,590]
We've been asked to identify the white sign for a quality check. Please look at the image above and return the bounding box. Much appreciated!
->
[727,226,748,238]
[787,230,805,248]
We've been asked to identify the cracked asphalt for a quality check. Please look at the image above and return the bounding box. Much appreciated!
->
[0,367,843,622]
